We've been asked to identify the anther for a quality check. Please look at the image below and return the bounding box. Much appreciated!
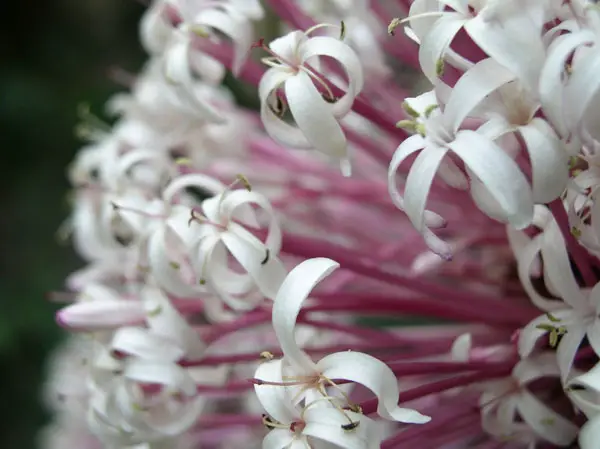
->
[339,20,346,40]
[261,249,270,265]
[260,351,274,361]
[341,421,360,432]
[236,174,252,191]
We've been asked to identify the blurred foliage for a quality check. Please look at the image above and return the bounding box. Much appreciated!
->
[0,1,145,448]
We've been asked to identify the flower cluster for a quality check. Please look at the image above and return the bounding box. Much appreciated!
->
[41,1,600,449]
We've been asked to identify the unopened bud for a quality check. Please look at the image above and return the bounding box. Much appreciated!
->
[56,301,145,331]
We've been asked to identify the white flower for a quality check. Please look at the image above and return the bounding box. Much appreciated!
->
[517,218,600,381]
[87,286,206,446]
[146,174,287,308]
[405,0,547,90]
[389,61,537,256]
[481,353,578,446]
[189,179,287,310]
[258,27,364,176]
[255,360,383,449]
[254,258,431,425]
[161,0,259,89]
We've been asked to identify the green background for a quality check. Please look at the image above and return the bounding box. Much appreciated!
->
[0,1,144,447]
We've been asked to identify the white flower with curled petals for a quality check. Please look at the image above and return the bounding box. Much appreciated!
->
[253,258,430,425]
[405,0,547,89]
[389,60,539,257]
[88,353,203,447]
[81,286,205,446]
[258,26,364,176]
[480,353,578,446]
[517,218,600,381]
[162,0,259,94]
[255,360,383,449]
[188,178,287,310]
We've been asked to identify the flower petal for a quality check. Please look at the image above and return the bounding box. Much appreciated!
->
[557,323,586,382]
[418,14,467,83]
[317,351,430,423]
[541,221,588,309]
[111,327,184,362]
[303,408,382,449]
[580,416,600,449]
[124,359,196,396]
[262,428,295,449]
[517,390,578,446]
[388,135,446,229]
[273,258,339,373]
[259,69,310,149]
[540,30,594,136]
[254,359,299,424]
[299,36,364,117]
[444,58,516,133]
[518,119,568,203]
[142,286,206,359]
[448,130,533,229]
[285,71,348,166]
[221,230,286,300]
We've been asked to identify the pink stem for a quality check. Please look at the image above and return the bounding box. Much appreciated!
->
[204,310,270,343]
[360,368,512,415]
[272,231,536,320]
[307,295,530,326]
[197,414,262,427]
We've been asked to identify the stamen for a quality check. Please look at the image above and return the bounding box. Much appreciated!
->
[110,202,165,220]
[388,12,446,36]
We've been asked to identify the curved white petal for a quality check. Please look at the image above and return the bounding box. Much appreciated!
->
[540,30,594,136]
[580,416,600,449]
[124,359,196,396]
[465,13,545,92]
[517,391,578,446]
[518,314,551,359]
[388,135,446,229]
[142,286,206,359]
[404,144,449,231]
[164,35,225,122]
[444,58,516,133]
[519,119,568,203]
[254,359,300,424]
[541,221,588,310]
[303,408,381,449]
[273,258,339,373]
[565,47,600,131]
[263,428,295,449]
[111,327,184,361]
[517,234,564,311]
[259,70,311,149]
[448,130,533,229]
[221,230,286,300]
[285,71,348,165]
[299,36,364,117]
[194,6,251,75]
[557,323,586,382]
[317,351,430,424]
[418,14,467,83]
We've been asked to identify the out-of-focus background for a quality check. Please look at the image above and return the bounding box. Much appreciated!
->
[0,2,144,447]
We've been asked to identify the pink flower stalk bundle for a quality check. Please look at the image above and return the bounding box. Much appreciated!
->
[40,1,600,449]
